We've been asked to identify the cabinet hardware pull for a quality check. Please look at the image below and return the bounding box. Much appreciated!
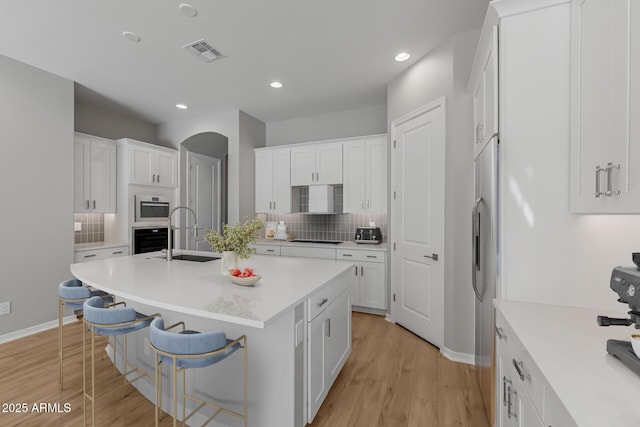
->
[326,318,331,337]
[355,266,358,276]
[157,174,160,182]
[317,298,328,307]
[86,200,90,209]
[269,201,272,210]
[367,200,370,209]
[595,165,606,197]
[316,172,319,181]
[311,172,314,181]
[507,387,518,419]
[512,358,530,382]
[152,174,155,183]
[366,255,377,259]
[84,254,96,258]
[605,162,620,197]
[472,196,483,301]
[495,326,506,340]
[361,266,364,276]
[273,201,276,210]
[342,254,352,257]
[93,200,96,209]
[112,251,123,255]
[502,376,511,406]
[361,200,365,209]
[266,249,275,252]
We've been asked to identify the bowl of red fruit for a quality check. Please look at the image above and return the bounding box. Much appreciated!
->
[229,267,261,286]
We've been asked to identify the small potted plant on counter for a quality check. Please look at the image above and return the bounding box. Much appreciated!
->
[203,217,264,276]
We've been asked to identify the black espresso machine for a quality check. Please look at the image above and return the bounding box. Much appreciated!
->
[597,253,640,376]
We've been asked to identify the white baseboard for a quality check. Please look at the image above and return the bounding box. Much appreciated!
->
[441,346,475,365]
[0,315,78,345]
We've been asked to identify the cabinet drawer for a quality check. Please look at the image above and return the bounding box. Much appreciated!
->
[281,246,336,260]
[336,249,384,263]
[253,245,281,256]
[495,311,545,418]
[74,246,129,263]
[308,270,350,321]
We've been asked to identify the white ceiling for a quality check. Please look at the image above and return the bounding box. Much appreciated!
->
[0,0,489,125]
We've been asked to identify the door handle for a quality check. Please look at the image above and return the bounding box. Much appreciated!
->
[471,196,483,301]
[423,253,439,261]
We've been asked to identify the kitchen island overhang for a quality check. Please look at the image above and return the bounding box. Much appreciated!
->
[71,252,353,427]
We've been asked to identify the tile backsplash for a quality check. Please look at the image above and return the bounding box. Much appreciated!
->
[265,213,387,242]
[74,213,104,244]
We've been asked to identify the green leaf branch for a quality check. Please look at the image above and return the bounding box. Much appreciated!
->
[203,217,264,259]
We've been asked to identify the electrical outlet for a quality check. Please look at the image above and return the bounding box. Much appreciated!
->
[295,319,304,347]
[0,301,11,315]
[74,222,82,231]
[144,337,150,356]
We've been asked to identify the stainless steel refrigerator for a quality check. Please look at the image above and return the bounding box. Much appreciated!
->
[473,135,498,424]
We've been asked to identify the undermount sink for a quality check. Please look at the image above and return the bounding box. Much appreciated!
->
[170,254,220,262]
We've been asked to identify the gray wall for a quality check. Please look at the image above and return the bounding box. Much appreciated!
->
[74,100,158,143]
[266,104,387,146]
[387,30,479,357]
[0,54,74,335]
[239,111,267,221]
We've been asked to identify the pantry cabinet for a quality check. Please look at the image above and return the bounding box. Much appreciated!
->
[120,139,177,188]
[254,147,291,213]
[74,133,116,213]
[342,135,387,213]
[337,248,385,310]
[291,142,342,186]
[570,0,640,213]
[469,25,499,160]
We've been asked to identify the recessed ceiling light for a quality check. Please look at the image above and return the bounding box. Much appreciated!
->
[270,81,283,89]
[176,104,188,110]
[179,3,198,17]
[394,52,410,62]
[122,31,141,43]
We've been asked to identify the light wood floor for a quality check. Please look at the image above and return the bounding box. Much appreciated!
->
[308,312,489,427]
[0,313,488,427]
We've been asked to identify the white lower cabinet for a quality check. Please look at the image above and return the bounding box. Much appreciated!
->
[338,249,385,310]
[496,310,577,427]
[74,245,129,263]
[308,286,351,423]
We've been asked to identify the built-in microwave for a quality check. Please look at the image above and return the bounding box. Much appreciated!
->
[135,195,170,223]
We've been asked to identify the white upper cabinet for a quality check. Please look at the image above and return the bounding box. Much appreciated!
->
[291,142,342,186]
[470,25,499,159]
[255,147,291,213]
[343,135,387,213]
[74,132,116,213]
[570,0,640,212]
[125,140,177,188]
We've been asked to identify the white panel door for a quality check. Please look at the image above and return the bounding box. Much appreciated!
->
[89,140,116,213]
[392,101,445,348]
[187,152,220,251]
[342,140,366,213]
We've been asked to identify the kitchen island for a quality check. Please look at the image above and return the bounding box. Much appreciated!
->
[71,251,353,427]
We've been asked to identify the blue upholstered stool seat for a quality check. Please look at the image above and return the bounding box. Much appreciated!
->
[83,297,153,336]
[148,317,247,427]
[150,318,240,368]
[58,278,112,390]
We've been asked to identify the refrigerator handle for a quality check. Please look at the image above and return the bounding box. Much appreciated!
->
[472,196,483,302]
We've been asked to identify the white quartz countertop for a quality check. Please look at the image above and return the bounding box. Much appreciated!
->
[71,251,353,329]
[74,242,129,251]
[495,300,640,427]
[253,238,388,251]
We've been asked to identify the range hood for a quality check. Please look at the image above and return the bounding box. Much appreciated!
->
[308,185,336,214]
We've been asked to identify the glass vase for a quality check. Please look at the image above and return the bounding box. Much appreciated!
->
[221,251,239,276]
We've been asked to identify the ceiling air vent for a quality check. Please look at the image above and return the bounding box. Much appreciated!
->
[182,39,224,63]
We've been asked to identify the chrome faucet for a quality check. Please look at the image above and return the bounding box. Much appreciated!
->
[167,206,198,261]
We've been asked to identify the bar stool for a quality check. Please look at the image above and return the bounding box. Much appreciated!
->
[82,296,159,426]
[58,278,112,390]
[149,317,247,427]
